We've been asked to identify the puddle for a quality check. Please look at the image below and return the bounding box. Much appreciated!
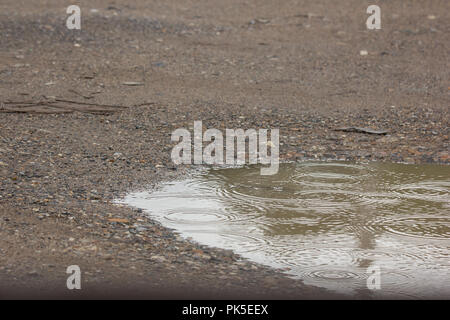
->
[121,162,450,298]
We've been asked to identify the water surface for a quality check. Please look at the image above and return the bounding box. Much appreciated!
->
[123,162,450,298]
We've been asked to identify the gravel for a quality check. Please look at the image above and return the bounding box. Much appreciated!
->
[0,0,448,299]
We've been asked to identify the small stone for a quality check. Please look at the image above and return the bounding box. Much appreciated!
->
[27,270,39,277]
[150,255,166,263]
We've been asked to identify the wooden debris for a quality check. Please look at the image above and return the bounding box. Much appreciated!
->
[0,97,131,114]
[122,82,144,86]
[107,218,130,224]
[334,127,389,135]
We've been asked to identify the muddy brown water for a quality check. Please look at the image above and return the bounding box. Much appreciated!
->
[122,162,450,299]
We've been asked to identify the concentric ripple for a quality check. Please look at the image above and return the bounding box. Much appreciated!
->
[307,269,362,280]
[121,162,450,298]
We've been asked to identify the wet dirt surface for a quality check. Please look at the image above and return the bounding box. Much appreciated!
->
[0,0,448,298]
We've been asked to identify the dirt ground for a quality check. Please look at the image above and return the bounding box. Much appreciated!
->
[0,0,448,299]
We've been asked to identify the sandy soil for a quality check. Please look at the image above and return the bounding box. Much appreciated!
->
[0,0,448,299]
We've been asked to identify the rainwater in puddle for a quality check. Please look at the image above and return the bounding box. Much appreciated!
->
[122,162,450,299]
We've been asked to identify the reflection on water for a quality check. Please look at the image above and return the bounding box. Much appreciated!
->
[123,162,450,299]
